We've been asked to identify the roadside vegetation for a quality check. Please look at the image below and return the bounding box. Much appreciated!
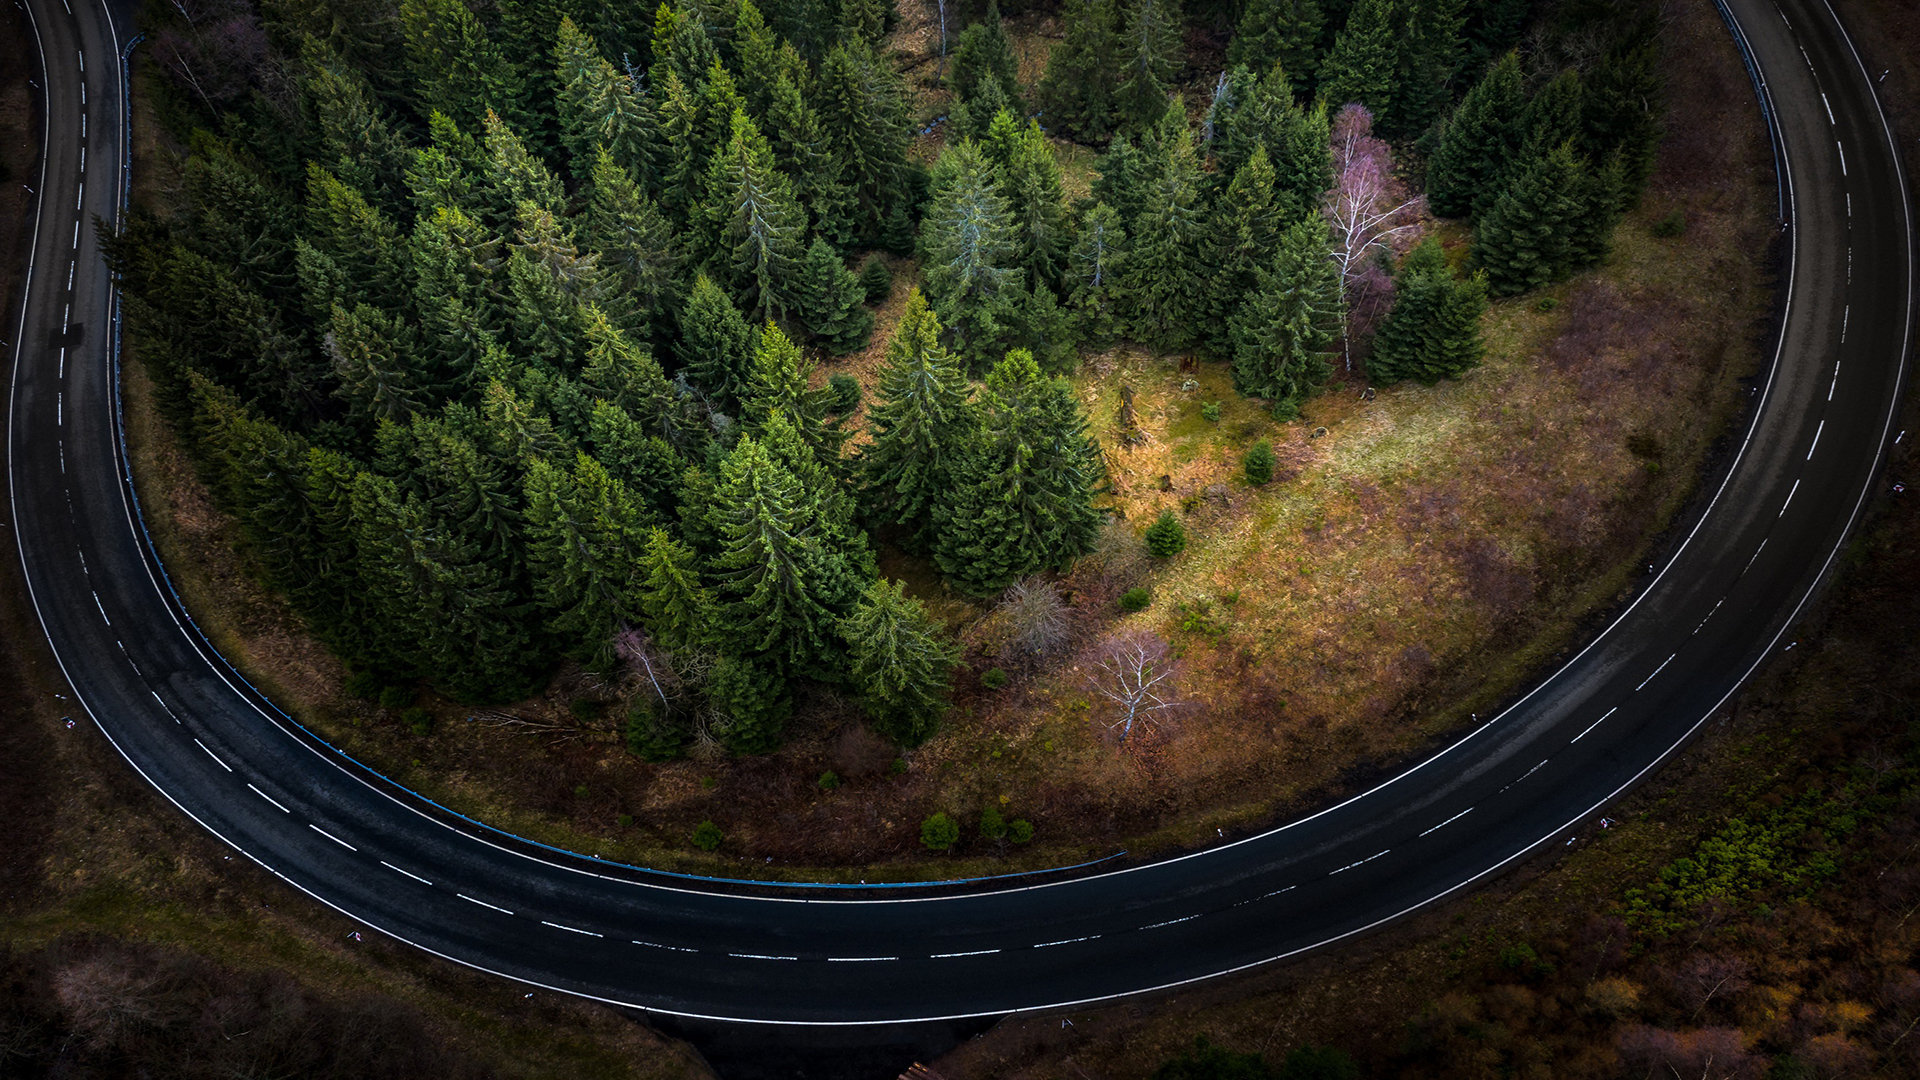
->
[107,0,1771,883]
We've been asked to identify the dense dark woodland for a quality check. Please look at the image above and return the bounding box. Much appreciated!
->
[109,0,1660,756]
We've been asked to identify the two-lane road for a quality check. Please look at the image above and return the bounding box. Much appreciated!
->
[6,0,1910,1025]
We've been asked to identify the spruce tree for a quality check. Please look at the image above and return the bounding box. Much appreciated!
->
[303,52,412,213]
[553,17,660,185]
[796,238,876,354]
[399,0,528,134]
[705,435,851,678]
[1092,133,1151,227]
[1229,217,1342,418]
[740,323,847,466]
[932,350,1105,596]
[1318,0,1396,116]
[1114,0,1184,132]
[676,273,760,411]
[816,39,914,244]
[1125,111,1207,352]
[840,579,961,746]
[949,3,1022,114]
[764,70,857,248]
[1226,0,1322,96]
[1473,140,1584,296]
[480,113,566,222]
[585,399,684,519]
[859,289,979,547]
[1580,38,1663,208]
[584,149,683,340]
[708,652,790,754]
[1204,144,1284,359]
[638,526,716,652]
[523,452,653,665]
[699,108,806,322]
[1425,50,1526,220]
[1144,508,1186,557]
[325,302,427,425]
[732,0,782,115]
[987,114,1072,293]
[1368,237,1488,384]
[918,140,1021,371]
[1066,201,1129,348]
[1388,0,1466,140]
[1036,0,1121,142]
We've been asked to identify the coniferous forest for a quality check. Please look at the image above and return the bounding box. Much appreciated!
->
[115,0,1664,758]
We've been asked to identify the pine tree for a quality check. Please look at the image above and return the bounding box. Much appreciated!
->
[1388,0,1466,140]
[919,140,1021,370]
[949,3,1022,113]
[1092,133,1151,227]
[1036,0,1121,142]
[1425,50,1525,220]
[1226,0,1322,95]
[986,114,1071,293]
[553,17,661,185]
[859,288,979,547]
[399,0,528,134]
[699,107,806,322]
[523,452,653,665]
[1318,0,1396,116]
[763,70,856,247]
[816,39,914,244]
[840,579,961,746]
[932,350,1105,596]
[1204,144,1284,358]
[1066,201,1129,347]
[708,652,790,754]
[1114,0,1183,132]
[705,435,852,678]
[638,526,715,651]
[1368,236,1487,384]
[676,273,760,411]
[584,149,683,339]
[796,238,875,354]
[1229,216,1342,418]
[325,302,427,425]
[1144,508,1186,556]
[1126,111,1207,352]
[1473,140,1584,296]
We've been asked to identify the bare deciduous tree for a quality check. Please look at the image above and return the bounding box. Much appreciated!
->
[1322,104,1426,370]
[1000,577,1073,661]
[1087,631,1182,740]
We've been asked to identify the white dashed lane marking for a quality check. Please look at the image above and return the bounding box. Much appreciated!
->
[541,920,604,938]
[310,824,356,851]
[380,861,432,885]
[193,737,230,772]
[1420,807,1475,836]
[247,783,289,813]
[457,893,513,916]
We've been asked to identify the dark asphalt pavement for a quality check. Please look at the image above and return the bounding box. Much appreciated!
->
[5,0,1910,1028]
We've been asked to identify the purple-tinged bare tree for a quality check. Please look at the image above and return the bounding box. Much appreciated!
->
[1087,630,1181,740]
[1321,104,1425,370]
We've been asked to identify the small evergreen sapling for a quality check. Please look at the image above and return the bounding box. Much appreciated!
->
[858,257,893,304]
[1145,509,1186,557]
[1243,439,1275,484]
[921,812,960,851]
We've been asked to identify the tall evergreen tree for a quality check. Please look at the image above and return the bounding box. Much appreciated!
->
[584,149,682,339]
[399,0,528,134]
[1387,0,1466,140]
[1425,50,1526,220]
[919,140,1021,370]
[1125,111,1206,351]
[1226,0,1322,96]
[1229,216,1342,418]
[676,273,760,411]
[1473,140,1585,296]
[303,52,412,213]
[699,108,807,322]
[638,526,716,652]
[325,301,427,425]
[796,237,875,354]
[949,3,1023,125]
[1368,236,1488,384]
[985,113,1072,293]
[523,452,653,665]
[763,70,857,247]
[1092,133,1151,227]
[1036,0,1121,141]
[553,17,661,185]
[1065,201,1129,347]
[815,39,914,244]
[859,289,978,547]
[1114,0,1183,132]
[1580,38,1663,208]
[1204,144,1285,358]
[480,112,567,222]
[932,350,1105,596]
[840,579,961,746]
[1317,0,1396,116]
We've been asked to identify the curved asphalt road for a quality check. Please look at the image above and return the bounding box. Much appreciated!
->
[6,0,1912,1026]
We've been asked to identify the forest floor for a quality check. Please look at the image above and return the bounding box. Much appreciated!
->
[112,0,1781,882]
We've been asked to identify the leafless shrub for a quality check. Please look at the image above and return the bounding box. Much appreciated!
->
[998,577,1073,663]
